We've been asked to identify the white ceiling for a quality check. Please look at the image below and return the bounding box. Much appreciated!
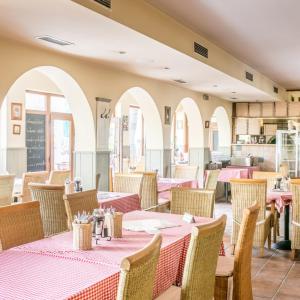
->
[0,0,273,101]
[147,0,300,90]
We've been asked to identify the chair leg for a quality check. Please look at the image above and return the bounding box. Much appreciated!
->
[273,221,277,243]
[259,247,264,257]
[291,249,297,261]
[268,231,271,249]
[277,213,280,236]
[231,245,235,255]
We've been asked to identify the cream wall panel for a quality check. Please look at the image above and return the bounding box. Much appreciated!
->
[262,102,274,117]
[248,119,261,135]
[235,118,248,135]
[248,103,261,117]
[288,102,300,117]
[275,102,287,117]
[236,103,248,117]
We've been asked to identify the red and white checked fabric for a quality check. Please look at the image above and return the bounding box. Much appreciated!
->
[158,178,198,199]
[267,191,292,213]
[98,191,141,213]
[5,211,225,300]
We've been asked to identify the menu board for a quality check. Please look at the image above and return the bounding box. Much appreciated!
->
[26,113,46,171]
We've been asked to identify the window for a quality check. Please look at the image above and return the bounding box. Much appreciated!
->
[25,92,46,111]
[51,96,71,113]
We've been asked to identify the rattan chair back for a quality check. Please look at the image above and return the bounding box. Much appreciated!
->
[170,188,215,218]
[205,169,220,190]
[174,165,199,180]
[64,189,98,228]
[0,174,15,206]
[0,201,44,250]
[181,215,227,299]
[252,171,281,190]
[233,202,260,300]
[117,233,162,300]
[140,172,158,209]
[29,183,67,236]
[114,173,142,194]
[48,170,70,185]
[20,171,49,202]
[291,179,300,251]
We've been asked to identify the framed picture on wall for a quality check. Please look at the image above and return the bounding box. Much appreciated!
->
[164,106,171,125]
[13,124,21,135]
[11,102,22,120]
[205,120,210,128]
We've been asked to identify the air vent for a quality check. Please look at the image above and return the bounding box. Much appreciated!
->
[194,42,208,58]
[245,71,254,82]
[36,35,73,46]
[273,86,278,94]
[203,94,209,101]
[94,0,111,8]
[174,79,187,84]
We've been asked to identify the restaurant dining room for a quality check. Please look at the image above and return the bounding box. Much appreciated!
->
[1,1,300,299]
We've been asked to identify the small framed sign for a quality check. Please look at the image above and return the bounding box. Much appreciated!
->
[205,120,210,128]
[13,124,21,135]
[11,102,22,120]
[164,106,171,125]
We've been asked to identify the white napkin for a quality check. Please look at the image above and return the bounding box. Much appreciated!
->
[123,219,180,234]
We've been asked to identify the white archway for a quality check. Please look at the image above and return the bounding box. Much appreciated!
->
[0,66,95,187]
[113,87,164,173]
[211,106,231,149]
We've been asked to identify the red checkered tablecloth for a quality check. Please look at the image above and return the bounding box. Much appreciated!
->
[4,211,224,300]
[98,191,141,213]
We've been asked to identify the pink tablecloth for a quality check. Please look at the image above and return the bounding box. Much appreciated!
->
[4,211,225,300]
[267,191,292,213]
[217,168,249,183]
[98,191,141,213]
[226,165,259,179]
[158,178,198,199]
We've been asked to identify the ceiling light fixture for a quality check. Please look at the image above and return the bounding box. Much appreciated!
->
[231,97,238,100]
[163,67,170,70]
[213,85,218,88]
[173,79,187,84]
[35,35,74,46]
[117,51,127,55]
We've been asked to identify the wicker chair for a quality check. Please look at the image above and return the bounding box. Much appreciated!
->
[0,174,15,206]
[64,189,98,229]
[47,170,70,185]
[291,179,300,260]
[214,202,260,300]
[156,215,227,300]
[170,187,215,218]
[205,169,220,190]
[230,179,272,257]
[117,233,162,300]
[0,201,44,250]
[14,171,49,203]
[174,165,199,180]
[113,173,142,194]
[253,171,281,242]
[29,183,68,237]
[140,172,170,212]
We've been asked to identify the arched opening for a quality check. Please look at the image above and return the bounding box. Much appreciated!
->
[0,66,95,186]
[171,97,204,166]
[209,106,231,162]
[110,87,163,174]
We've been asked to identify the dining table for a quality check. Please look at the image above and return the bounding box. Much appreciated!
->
[0,210,225,300]
[98,191,141,213]
[267,190,293,250]
[157,178,198,199]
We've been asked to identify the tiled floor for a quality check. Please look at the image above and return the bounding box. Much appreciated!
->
[215,200,300,300]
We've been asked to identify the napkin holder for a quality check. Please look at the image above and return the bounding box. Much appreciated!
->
[105,212,123,238]
[72,222,93,250]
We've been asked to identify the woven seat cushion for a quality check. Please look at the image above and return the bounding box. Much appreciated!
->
[158,198,170,205]
[216,256,234,277]
[155,285,181,300]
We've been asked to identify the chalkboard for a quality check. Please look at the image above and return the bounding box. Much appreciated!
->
[26,113,46,172]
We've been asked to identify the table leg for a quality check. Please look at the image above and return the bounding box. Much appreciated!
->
[274,205,291,250]
[224,182,229,202]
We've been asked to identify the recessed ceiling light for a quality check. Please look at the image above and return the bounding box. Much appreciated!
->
[35,35,74,46]
[213,85,218,88]
[231,97,238,100]
[174,79,187,84]
[117,51,127,55]
[163,67,170,70]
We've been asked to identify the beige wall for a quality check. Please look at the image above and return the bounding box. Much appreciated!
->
[0,37,232,152]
